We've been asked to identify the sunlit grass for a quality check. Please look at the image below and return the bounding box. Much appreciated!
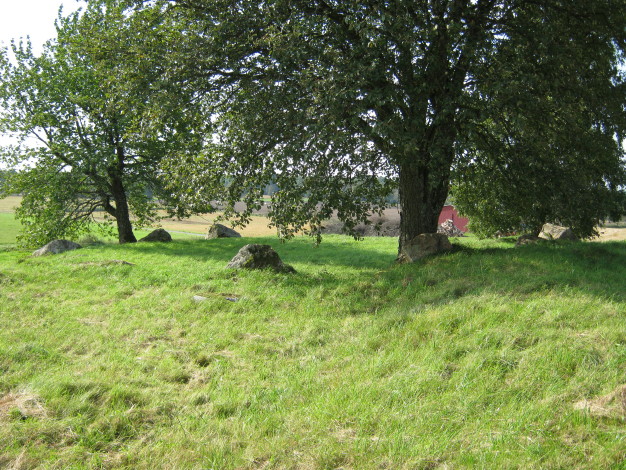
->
[1,235,625,468]
[0,213,20,246]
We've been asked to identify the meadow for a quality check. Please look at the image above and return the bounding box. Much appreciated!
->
[1,201,626,468]
[0,196,281,241]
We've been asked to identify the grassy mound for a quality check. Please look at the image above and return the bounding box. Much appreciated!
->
[1,236,625,468]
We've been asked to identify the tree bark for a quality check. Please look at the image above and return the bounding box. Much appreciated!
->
[397,156,451,256]
[109,175,137,244]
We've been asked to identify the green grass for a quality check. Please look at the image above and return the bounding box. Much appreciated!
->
[1,235,626,469]
[0,213,21,246]
[0,212,200,249]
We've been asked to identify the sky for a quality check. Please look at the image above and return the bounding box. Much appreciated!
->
[0,0,82,148]
[0,0,82,53]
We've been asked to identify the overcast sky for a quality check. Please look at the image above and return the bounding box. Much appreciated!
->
[0,0,82,53]
[0,0,82,147]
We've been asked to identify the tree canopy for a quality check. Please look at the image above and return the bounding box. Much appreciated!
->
[450,1,626,237]
[0,2,210,246]
[153,0,626,248]
[2,0,625,249]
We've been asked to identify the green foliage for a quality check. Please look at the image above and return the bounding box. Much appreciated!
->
[152,0,626,245]
[1,236,626,467]
[3,163,113,247]
[0,2,210,247]
[451,1,626,238]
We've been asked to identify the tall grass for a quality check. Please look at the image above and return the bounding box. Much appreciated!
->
[1,235,625,468]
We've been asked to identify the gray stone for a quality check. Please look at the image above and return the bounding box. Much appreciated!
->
[437,219,464,237]
[516,234,541,246]
[398,233,452,263]
[227,244,296,273]
[206,223,241,239]
[538,223,577,241]
[32,239,82,257]
[193,295,208,302]
[139,229,172,242]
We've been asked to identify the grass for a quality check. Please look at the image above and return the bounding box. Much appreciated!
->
[0,195,21,212]
[0,213,21,246]
[1,232,626,469]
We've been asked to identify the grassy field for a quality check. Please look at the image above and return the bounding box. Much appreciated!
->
[0,213,21,246]
[0,196,21,213]
[0,196,278,239]
[155,213,277,237]
[1,224,626,468]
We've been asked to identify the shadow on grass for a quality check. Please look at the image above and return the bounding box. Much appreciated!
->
[391,239,626,304]
[87,235,626,306]
[110,236,397,270]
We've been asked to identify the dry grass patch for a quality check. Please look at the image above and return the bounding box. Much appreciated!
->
[0,196,21,213]
[594,227,626,242]
[0,392,47,420]
[574,384,626,419]
[156,214,278,237]
[1,449,29,470]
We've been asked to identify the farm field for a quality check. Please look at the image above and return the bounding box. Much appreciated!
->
[0,196,21,213]
[1,222,626,467]
[0,196,278,242]
[2,195,626,243]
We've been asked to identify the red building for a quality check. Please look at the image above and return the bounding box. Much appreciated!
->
[438,205,469,232]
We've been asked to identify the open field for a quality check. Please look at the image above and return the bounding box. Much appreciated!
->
[2,196,626,242]
[155,213,277,238]
[1,233,626,468]
[0,214,21,246]
[0,196,280,239]
[0,195,21,213]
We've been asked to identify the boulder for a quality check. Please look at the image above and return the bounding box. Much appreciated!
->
[139,229,172,242]
[227,244,295,273]
[206,223,241,239]
[32,239,82,257]
[437,219,465,237]
[398,233,452,263]
[538,223,577,241]
[515,234,541,246]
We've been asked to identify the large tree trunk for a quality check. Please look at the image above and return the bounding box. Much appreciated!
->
[109,174,137,244]
[397,157,451,256]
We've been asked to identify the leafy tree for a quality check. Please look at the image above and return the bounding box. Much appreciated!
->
[0,169,15,187]
[450,2,626,238]
[0,3,209,246]
[152,0,625,251]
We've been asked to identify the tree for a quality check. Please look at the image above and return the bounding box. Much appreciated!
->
[0,2,209,246]
[450,2,626,238]
[154,0,625,252]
